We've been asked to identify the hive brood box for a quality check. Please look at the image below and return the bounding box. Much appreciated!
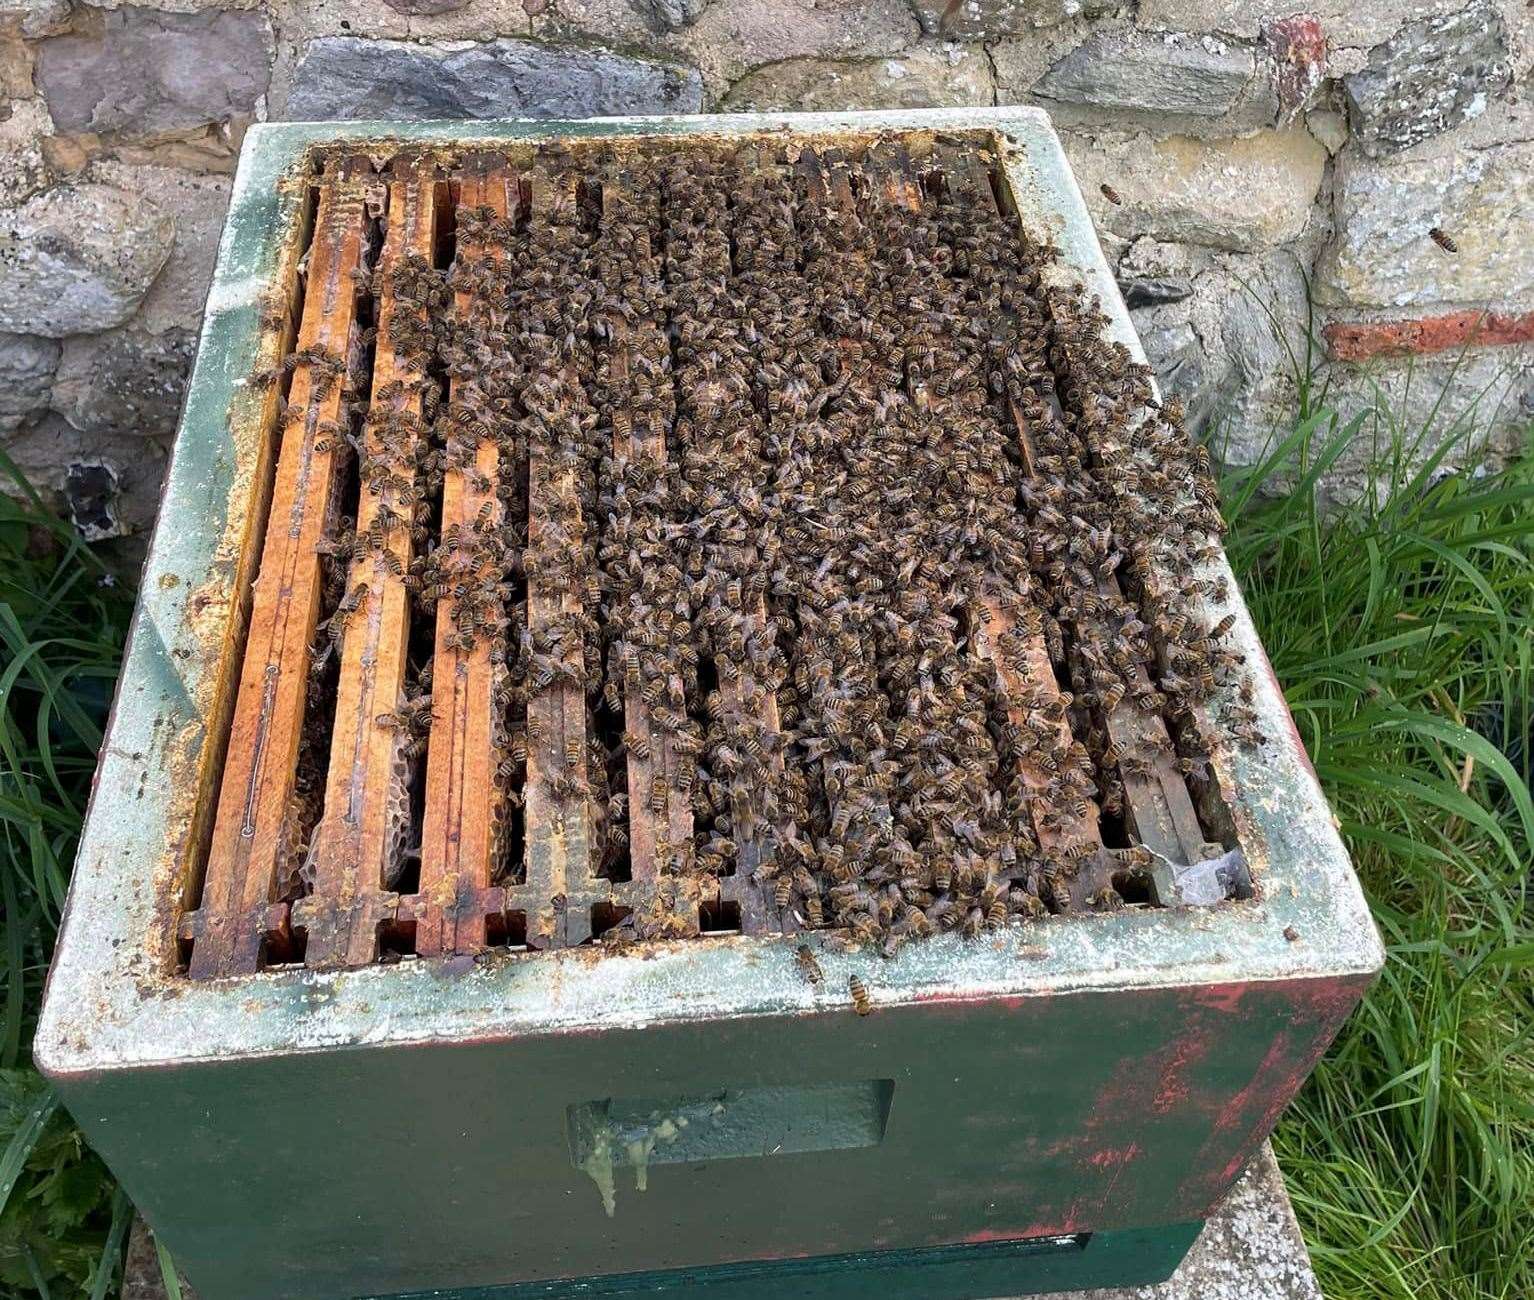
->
[37,108,1382,1300]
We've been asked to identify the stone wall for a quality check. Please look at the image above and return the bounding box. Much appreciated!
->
[2,0,1530,536]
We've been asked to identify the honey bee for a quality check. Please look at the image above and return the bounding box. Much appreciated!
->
[1429,226,1457,253]
[795,944,823,984]
[1099,184,1122,206]
[550,772,586,801]
[1087,886,1124,911]
[849,975,872,1016]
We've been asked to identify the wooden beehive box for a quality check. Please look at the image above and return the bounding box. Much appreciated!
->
[37,108,1382,1300]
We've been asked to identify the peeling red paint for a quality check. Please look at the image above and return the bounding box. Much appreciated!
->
[1152,1032,1209,1114]
[905,989,1057,1013]
[1177,973,1373,1210]
[1088,1142,1141,1171]
[962,1223,1076,1244]
[1325,310,1534,362]
[1191,982,1249,1014]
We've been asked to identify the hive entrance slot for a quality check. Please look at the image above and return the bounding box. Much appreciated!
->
[177,132,1249,977]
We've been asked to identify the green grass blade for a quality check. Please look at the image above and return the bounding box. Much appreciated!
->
[0,1086,59,1217]
[156,1234,185,1300]
[87,1186,134,1300]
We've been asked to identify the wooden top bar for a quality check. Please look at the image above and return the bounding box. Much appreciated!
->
[518,173,601,949]
[885,152,1107,901]
[296,158,438,969]
[600,172,696,936]
[415,163,512,958]
[950,152,1210,874]
[793,147,900,918]
[190,158,372,979]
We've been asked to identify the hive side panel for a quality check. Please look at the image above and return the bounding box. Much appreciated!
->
[52,973,1368,1300]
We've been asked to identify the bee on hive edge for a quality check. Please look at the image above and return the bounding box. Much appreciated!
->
[849,974,872,1016]
[795,944,823,985]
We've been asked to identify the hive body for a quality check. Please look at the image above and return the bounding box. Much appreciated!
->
[37,109,1382,1300]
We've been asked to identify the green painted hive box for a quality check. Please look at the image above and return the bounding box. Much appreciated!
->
[36,108,1383,1300]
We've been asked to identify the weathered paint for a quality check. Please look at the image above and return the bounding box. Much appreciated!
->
[53,976,1362,1299]
[361,1224,1204,1300]
[35,108,1384,1300]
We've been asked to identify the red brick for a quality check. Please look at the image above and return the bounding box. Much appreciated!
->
[1324,310,1534,362]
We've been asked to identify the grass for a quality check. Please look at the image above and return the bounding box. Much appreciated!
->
[0,388,1528,1295]
[0,457,135,1297]
[1218,383,1534,1299]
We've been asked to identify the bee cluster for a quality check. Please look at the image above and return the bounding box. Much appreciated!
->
[274,136,1252,962]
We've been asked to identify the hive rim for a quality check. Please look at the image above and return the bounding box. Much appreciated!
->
[35,107,1382,1080]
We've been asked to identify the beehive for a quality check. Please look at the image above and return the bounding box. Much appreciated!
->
[38,108,1382,1300]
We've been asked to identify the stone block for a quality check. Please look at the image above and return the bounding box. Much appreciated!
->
[723,45,993,112]
[36,8,273,136]
[0,331,58,433]
[1,412,168,539]
[1135,0,1464,50]
[1035,28,1255,118]
[908,0,1118,41]
[1117,236,1197,307]
[1344,2,1512,157]
[9,0,73,39]
[87,162,230,335]
[1127,246,1310,441]
[380,0,469,12]
[647,0,922,103]
[633,0,712,33]
[51,325,195,437]
[285,36,702,120]
[0,183,175,337]
[0,99,53,208]
[1062,126,1326,252]
[1262,12,1326,121]
[1230,347,1534,505]
[0,22,36,99]
[1316,141,1534,309]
